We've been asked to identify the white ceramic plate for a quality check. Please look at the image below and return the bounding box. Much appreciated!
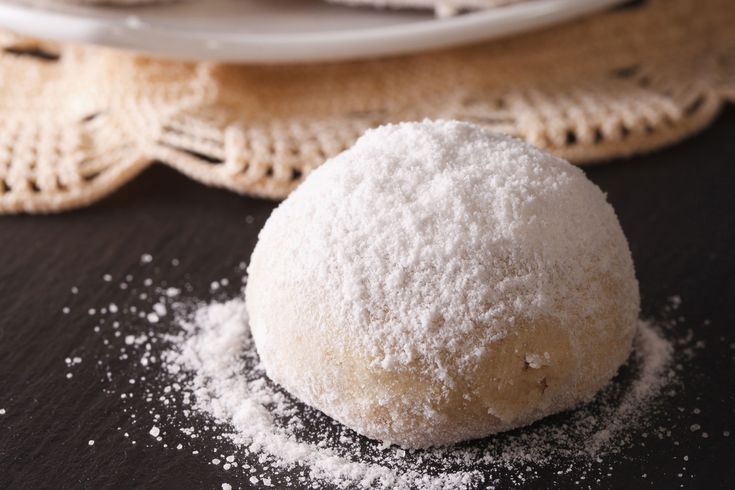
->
[0,0,626,63]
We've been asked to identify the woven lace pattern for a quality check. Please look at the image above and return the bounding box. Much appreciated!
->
[0,0,733,213]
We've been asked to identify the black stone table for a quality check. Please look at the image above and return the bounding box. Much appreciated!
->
[1,108,734,489]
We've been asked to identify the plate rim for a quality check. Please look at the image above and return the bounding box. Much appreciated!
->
[0,0,626,63]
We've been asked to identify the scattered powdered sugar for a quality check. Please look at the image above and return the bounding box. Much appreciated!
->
[67,258,711,490]
[158,298,673,489]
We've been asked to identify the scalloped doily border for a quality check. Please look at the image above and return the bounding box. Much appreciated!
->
[0,0,733,213]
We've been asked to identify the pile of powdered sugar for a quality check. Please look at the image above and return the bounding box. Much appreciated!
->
[66,259,709,489]
[159,298,674,489]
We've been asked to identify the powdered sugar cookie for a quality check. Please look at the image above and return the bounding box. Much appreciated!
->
[246,120,639,448]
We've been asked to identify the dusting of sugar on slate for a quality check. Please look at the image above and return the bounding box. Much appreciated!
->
[79,268,702,489]
[151,296,673,489]
[70,242,710,487]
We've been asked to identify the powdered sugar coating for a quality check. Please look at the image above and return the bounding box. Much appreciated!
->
[246,120,639,448]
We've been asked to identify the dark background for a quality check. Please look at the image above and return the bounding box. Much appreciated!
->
[1,107,734,489]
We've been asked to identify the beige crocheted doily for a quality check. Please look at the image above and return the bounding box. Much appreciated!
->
[1,0,733,213]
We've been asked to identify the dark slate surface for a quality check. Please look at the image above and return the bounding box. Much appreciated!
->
[1,107,734,489]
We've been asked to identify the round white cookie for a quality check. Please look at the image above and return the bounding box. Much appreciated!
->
[246,120,639,448]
